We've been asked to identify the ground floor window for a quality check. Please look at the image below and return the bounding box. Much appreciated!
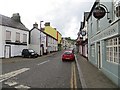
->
[106,36,120,64]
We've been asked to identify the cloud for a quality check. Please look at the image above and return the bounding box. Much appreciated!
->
[0,0,95,39]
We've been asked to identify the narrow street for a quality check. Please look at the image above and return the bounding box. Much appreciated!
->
[1,51,81,89]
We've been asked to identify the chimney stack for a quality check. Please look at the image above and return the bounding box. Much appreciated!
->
[45,22,50,26]
[33,22,38,28]
[11,13,21,22]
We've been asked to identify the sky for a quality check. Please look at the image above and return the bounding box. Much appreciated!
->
[0,0,95,39]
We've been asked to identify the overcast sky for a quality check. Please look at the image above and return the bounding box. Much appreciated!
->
[0,0,95,39]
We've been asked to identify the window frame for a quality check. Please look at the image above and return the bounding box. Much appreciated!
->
[106,37,120,64]
[23,34,27,43]
[16,32,20,42]
[6,31,11,41]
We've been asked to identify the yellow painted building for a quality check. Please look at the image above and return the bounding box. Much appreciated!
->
[57,32,62,44]
[44,22,62,51]
[44,26,57,39]
[44,22,62,44]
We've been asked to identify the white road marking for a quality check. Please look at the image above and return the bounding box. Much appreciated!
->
[4,81,18,86]
[15,85,30,89]
[0,68,30,82]
[37,60,50,65]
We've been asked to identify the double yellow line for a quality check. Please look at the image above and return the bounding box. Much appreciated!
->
[71,62,77,90]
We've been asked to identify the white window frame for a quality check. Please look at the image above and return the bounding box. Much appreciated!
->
[6,31,11,41]
[106,37,120,64]
[16,32,20,42]
[113,0,120,22]
[23,34,27,43]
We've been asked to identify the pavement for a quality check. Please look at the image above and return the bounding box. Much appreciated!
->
[75,53,118,88]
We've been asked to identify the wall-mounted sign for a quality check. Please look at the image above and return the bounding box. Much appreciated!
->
[93,6,106,19]
[80,31,86,36]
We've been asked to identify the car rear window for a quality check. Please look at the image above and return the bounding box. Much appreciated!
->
[28,50,34,53]
[64,51,72,55]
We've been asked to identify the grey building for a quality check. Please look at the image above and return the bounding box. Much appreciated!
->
[87,0,120,87]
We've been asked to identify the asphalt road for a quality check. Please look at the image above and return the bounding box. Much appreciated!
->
[1,51,81,89]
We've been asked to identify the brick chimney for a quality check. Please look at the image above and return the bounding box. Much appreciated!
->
[33,22,38,28]
[11,13,21,22]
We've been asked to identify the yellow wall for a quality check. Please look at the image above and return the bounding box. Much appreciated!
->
[44,26,57,39]
[44,26,62,44]
[58,32,62,44]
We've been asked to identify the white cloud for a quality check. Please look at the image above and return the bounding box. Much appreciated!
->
[0,0,95,39]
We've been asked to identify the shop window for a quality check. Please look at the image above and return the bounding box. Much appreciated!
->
[106,37,120,64]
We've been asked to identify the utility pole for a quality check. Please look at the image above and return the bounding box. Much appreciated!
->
[40,21,43,56]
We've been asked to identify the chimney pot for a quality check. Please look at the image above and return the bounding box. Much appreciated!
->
[33,22,38,28]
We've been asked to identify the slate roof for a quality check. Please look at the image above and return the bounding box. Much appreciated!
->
[0,14,29,31]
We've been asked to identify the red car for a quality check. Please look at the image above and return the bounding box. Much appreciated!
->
[62,50,75,61]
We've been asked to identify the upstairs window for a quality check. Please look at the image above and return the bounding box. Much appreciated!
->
[114,0,120,20]
[16,32,20,42]
[6,31,11,41]
[23,34,27,43]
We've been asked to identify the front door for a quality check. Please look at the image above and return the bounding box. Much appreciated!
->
[5,45,11,58]
[97,43,101,69]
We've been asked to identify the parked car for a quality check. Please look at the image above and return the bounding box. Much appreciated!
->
[22,49,38,58]
[62,50,75,61]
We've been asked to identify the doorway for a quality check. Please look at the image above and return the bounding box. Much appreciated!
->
[5,45,11,58]
[97,43,101,69]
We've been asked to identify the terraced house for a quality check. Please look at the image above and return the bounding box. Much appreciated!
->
[44,22,62,52]
[29,23,47,56]
[29,22,61,55]
[87,0,120,86]
[0,13,29,58]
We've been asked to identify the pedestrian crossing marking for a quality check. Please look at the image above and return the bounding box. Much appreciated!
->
[15,85,30,89]
[4,80,18,86]
[0,68,30,82]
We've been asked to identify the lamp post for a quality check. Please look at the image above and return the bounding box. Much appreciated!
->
[40,21,43,56]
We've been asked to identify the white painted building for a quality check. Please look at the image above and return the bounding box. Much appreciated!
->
[62,37,75,50]
[47,35,58,53]
[29,23,47,55]
[0,13,29,58]
[29,23,58,55]
[81,12,89,58]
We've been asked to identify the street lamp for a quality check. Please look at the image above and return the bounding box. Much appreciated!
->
[40,21,43,56]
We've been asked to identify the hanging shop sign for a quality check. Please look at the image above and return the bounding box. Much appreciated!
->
[93,6,106,19]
